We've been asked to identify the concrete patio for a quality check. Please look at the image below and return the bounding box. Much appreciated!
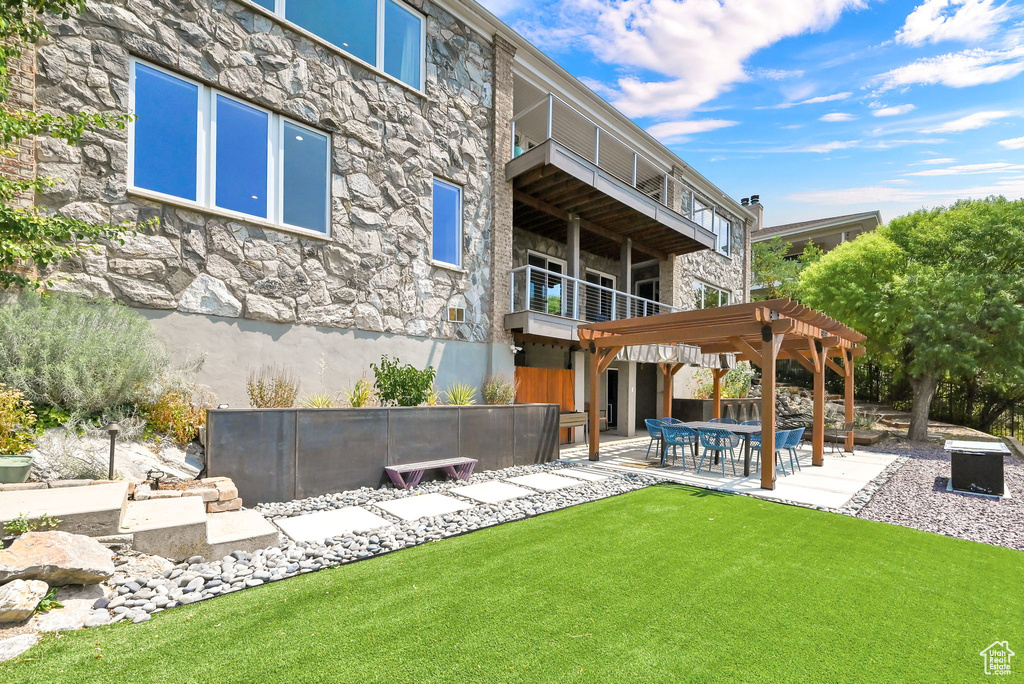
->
[560,438,900,509]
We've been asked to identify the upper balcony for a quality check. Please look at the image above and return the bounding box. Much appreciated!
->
[508,89,717,261]
[505,265,678,343]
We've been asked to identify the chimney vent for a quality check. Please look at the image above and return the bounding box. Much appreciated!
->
[750,194,760,205]
[741,197,750,206]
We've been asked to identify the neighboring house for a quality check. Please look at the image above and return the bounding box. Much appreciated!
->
[752,207,882,258]
[8,0,755,435]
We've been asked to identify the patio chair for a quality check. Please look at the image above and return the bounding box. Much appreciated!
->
[644,419,667,461]
[661,424,699,468]
[660,416,682,424]
[828,421,855,455]
[708,417,739,424]
[782,427,806,472]
[750,429,791,477]
[741,420,761,426]
[696,428,740,477]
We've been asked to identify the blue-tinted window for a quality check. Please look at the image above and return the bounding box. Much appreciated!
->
[283,122,329,233]
[384,0,422,88]
[716,215,731,255]
[286,0,377,65]
[215,96,269,218]
[432,180,461,266]
[132,64,198,201]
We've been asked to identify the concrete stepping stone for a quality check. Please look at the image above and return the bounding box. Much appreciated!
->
[451,481,534,504]
[274,507,391,542]
[505,473,582,492]
[206,510,281,557]
[0,482,129,537]
[374,494,472,521]
[556,469,610,482]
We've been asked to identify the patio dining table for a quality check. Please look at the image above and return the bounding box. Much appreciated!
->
[680,421,763,476]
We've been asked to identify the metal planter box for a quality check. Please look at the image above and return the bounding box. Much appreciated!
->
[206,404,560,505]
[945,440,1009,496]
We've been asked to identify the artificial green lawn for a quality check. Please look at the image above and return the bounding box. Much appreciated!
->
[4,484,1022,683]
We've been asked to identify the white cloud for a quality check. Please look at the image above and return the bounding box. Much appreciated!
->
[646,119,739,140]
[873,46,1024,91]
[895,0,1015,46]
[914,157,958,164]
[872,104,917,117]
[801,140,861,153]
[546,0,866,118]
[820,112,857,122]
[786,176,1024,205]
[905,162,1024,176]
[750,67,806,80]
[999,136,1024,149]
[922,110,1014,132]
[765,92,853,109]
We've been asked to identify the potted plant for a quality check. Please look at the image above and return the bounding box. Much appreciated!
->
[0,384,38,483]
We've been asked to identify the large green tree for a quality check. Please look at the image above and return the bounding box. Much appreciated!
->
[751,236,823,300]
[0,0,133,289]
[798,197,1024,440]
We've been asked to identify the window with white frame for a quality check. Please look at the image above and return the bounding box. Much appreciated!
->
[694,281,730,309]
[129,61,331,235]
[432,179,462,267]
[257,0,424,90]
[715,214,731,255]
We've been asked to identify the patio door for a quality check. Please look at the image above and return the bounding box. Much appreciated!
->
[634,278,660,317]
[606,368,618,428]
[585,270,616,322]
[528,252,567,316]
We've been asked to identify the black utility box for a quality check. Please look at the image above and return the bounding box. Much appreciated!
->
[945,440,1009,496]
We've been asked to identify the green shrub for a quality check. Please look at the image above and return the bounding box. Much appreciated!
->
[0,292,169,413]
[302,392,336,408]
[443,382,476,406]
[694,362,756,399]
[147,389,211,445]
[483,375,518,405]
[247,365,299,408]
[343,379,374,408]
[370,356,436,407]
[0,384,37,455]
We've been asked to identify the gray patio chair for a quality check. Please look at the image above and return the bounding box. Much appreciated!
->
[696,427,740,476]
[661,424,698,469]
[828,421,855,456]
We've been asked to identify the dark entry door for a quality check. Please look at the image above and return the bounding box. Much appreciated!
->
[606,368,618,429]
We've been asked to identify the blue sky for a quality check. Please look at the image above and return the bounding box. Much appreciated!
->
[479,0,1024,226]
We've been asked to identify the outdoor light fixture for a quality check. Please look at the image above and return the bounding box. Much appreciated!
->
[102,422,121,480]
[217,404,229,409]
[147,468,165,491]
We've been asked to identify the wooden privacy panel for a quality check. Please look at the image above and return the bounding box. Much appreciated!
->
[515,366,575,443]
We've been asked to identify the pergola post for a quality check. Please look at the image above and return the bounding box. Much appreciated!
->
[760,326,781,490]
[589,350,600,461]
[844,350,855,452]
[812,341,825,467]
[712,369,726,419]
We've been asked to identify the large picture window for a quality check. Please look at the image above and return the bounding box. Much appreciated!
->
[694,281,730,309]
[432,179,462,267]
[258,0,424,90]
[129,60,331,235]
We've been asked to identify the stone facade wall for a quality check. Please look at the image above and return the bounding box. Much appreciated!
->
[511,227,620,280]
[36,0,495,344]
[1,43,36,205]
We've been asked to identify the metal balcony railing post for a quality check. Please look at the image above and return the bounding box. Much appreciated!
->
[632,152,638,187]
[546,93,554,141]
[510,119,517,159]
[594,126,600,165]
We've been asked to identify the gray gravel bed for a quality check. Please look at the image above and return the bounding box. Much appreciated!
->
[97,463,659,626]
[857,439,1024,551]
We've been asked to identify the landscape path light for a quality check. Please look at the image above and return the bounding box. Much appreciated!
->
[102,422,120,480]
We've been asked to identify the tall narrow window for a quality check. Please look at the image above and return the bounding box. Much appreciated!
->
[283,122,330,234]
[132,64,198,201]
[715,215,731,255]
[285,0,378,66]
[384,0,421,87]
[432,179,462,267]
[215,96,269,218]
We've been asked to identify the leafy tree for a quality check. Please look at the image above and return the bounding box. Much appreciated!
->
[751,237,823,300]
[799,197,1024,440]
[0,0,134,289]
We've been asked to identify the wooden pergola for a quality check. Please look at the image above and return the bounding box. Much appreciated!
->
[577,299,866,489]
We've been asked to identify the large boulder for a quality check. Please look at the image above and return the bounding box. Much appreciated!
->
[0,532,114,586]
[0,579,48,622]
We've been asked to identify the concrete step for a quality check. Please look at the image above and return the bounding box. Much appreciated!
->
[204,510,280,560]
[0,482,129,536]
[120,497,208,561]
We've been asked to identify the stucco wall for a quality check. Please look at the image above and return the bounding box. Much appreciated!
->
[36,0,496,344]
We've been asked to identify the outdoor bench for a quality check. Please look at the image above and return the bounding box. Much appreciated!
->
[384,457,478,489]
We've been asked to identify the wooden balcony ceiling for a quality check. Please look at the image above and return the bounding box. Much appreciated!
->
[507,140,716,261]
